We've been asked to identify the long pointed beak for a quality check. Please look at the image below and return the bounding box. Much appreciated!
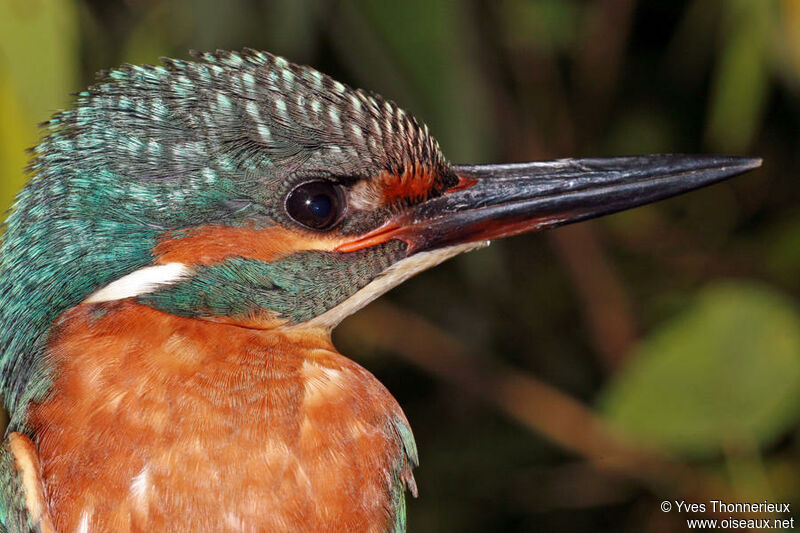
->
[338,154,762,254]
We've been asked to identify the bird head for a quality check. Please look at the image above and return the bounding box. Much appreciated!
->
[0,49,759,417]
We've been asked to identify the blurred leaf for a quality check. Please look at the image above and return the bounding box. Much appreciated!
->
[121,5,173,66]
[0,77,34,212]
[123,0,326,66]
[122,0,256,64]
[604,107,674,155]
[665,0,724,86]
[601,206,661,245]
[774,0,800,88]
[599,282,800,457]
[0,0,79,121]
[342,0,496,162]
[125,0,326,81]
[258,0,328,61]
[499,0,580,52]
[0,0,79,213]
[705,0,773,151]
[766,213,800,288]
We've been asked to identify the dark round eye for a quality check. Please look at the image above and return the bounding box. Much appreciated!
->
[285,180,346,231]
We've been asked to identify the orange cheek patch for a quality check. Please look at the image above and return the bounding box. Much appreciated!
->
[154,225,346,266]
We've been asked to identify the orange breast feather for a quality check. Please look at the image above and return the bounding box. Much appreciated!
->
[29,302,412,532]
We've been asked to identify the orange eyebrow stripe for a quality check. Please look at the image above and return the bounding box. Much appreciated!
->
[154,225,343,265]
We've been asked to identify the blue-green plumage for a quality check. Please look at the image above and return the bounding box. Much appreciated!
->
[0,49,443,532]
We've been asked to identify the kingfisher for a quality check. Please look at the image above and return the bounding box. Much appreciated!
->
[0,49,759,532]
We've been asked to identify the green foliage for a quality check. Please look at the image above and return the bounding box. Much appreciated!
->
[600,282,800,457]
[705,0,772,151]
[0,0,79,213]
[342,0,496,162]
[767,213,800,289]
[500,0,580,52]
[0,79,31,216]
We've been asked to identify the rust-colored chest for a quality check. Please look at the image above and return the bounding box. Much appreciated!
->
[28,302,413,532]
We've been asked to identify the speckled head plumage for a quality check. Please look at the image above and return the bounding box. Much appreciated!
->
[0,49,457,420]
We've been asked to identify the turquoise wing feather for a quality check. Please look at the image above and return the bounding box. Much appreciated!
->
[0,439,38,533]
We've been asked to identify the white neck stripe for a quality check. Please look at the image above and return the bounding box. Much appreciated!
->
[83,263,190,304]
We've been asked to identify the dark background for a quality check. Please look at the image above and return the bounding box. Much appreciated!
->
[1,1,799,531]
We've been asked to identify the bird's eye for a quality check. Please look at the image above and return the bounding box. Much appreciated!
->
[285,180,346,231]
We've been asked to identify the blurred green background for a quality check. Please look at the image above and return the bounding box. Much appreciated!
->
[1,0,799,531]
